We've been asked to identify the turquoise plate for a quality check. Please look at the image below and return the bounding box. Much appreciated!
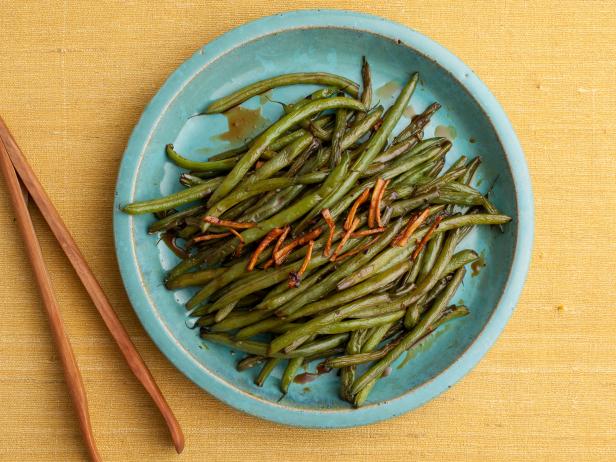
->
[113,10,533,428]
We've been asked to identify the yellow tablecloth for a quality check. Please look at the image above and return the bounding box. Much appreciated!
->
[1,2,615,461]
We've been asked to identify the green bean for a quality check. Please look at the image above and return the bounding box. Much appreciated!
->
[239,185,305,223]
[350,267,466,395]
[165,267,225,290]
[214,302,238,322]
[397,229,461,305]
[350,56,372,128]
[414,166,467,195]
[209,310,271,332]
[203,151,352,265]
[220,196,260,220]
[402,273,454,329]
[255,358,281,386]
[426,158,445,178]
[122,177,222,215]
[148,204,206,233]
[250,106,383,224]
[299,74,419,226]
[373,137,420,164]
[323,337,402,369]
[445,249,479,273]
[200,173,327,232]
[335,213,508,292]
[397,247,425,291]
[209,145,247,161]
[208,254,331,313]
[257,264,332,311]
[340,329,365,401]
[361,323,393,353]
[379,142,450,182]
[320,311,405,335]
[206,73,360,114]
[122,63,517,406]
[274,219,404,318]
[280,357,303,394]
[481,195,499,215]
[166,144,236,172]
[202,332,349,358]
[418,232,444,281]
[187,227,340,309]
[461,157,481,185]
[254,106,383,223]
[441,182,483,196]
[434,190,484,207]
[179,173,208,187]
[393,102,441,144]
[437,304,470,325]
[353,303,468,407]
[250,135,316,183]
[237,293,390,341]
[390,157,442,188]
[207,97,365,205]
[275,259,411,336]
[445,155,468,175]
[270,129,310,152]
[200,177,302,231]
[269,274,406,354]
[330,107,347,167]
[236,355,265,371]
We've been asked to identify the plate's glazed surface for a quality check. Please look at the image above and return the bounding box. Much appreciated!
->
[113,10,533,428]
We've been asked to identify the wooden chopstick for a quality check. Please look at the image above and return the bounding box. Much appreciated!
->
[0,139,102,461]
[0,117,184,454]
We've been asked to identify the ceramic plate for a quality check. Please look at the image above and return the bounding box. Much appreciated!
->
[113,10,533,427]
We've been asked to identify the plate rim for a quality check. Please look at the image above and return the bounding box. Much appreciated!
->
[113,9,534,428]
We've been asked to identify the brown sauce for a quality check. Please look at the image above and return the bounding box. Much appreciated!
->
[217,106,268,143]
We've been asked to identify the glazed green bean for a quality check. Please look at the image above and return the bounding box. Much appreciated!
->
[350,267,466,395]
[236,355,266,372]
[298,74,419,227]
[319,311,405,335]
[166,267,225,290]
[166,144,237,172]
[207,97,365,205]
[274,220,404,318]
[255,358,281,386]
[257,265,333,311]
[418,232,444,281]
[200,173,327,231]
[122,177,222,215]
[350,56,372,128]
[148,204,206,233]
[271,260,411,343]
[397,247,425,291]
[249,135,316,183]
[373,137,420,164]
[236,294,390,341]
[269,272,408,353]
[393,102,441,144]
[414,165,467,195]
[202,332,349,358]
[340,329,366,401]
[208,254,331,313]
[280,357,303,394]
[206,73,360,114]
[330,108,347,167]
[461,157,481,185]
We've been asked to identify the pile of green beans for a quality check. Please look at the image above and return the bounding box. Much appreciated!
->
[122,61,510,407]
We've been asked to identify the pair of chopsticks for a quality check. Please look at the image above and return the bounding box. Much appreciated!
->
[0,117,184,461]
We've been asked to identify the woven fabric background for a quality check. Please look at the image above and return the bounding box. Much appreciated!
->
[1,1,615,461]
